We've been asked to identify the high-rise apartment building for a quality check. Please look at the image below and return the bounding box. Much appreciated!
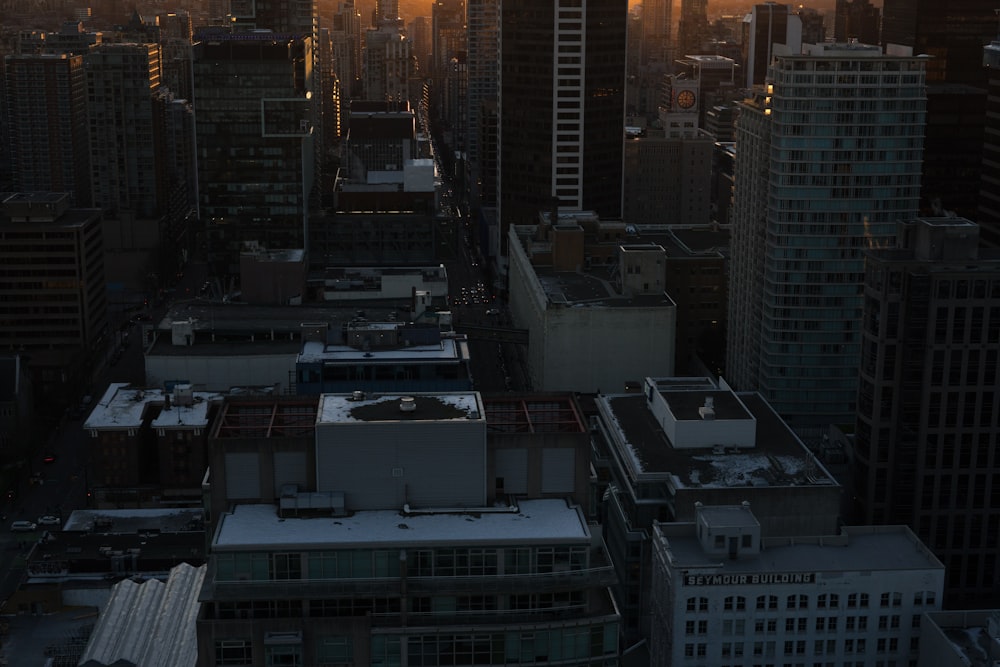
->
[728,43,926,431]
[853,217,1000,605]
[85,43,163,219]
[499,0,626,241]
[834,0,880,45]
[192,33,315,277]
[4,53,90,205]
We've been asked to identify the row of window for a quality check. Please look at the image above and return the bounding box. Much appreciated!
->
[218,623,618,667]
[688,590,934,613]
[215,545,591,582]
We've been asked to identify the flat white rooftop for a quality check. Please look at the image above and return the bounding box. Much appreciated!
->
[298,337,464,364]
[663,525,943,574]
[213,499,590,550]
[317,391,482,424]
[84,383,219,430]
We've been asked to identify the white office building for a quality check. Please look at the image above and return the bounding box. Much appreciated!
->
[650,503,945,667]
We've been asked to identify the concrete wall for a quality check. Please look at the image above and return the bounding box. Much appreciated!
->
[145,353,296,392]
[540,304,675,394]
[315,420,486,510]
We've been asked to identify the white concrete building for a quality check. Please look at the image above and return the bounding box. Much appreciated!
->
[507,218,676,393]
[650,503,944,667]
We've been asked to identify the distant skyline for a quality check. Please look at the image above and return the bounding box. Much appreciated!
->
[379,0,863,23]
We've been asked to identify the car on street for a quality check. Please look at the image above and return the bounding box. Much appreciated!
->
[37,515,61,526]
[42,453,56,465]
[486,308,502,316]
[10,520,36,532]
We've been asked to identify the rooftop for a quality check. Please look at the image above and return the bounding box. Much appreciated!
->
[213,499,591,550]
[599,379,835,488]
[534,267,672,308]
[83,383,219,430]
[317,392,482,424]
[77,563,205,667]
[297,336,466,364]
[62,508,205,534]
[659,522,943,574]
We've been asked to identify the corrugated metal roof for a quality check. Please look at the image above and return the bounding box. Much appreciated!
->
[78,562,206,667]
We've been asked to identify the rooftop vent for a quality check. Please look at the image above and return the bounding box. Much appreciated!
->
[698,396,716,420]
[399,396,416,413]
[352,390,366,401]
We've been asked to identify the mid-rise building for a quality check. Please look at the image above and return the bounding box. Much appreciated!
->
[83,383,221,502]
[853,217,1000,606]
[727,43,926,432]
[196,391,620,666]
[0,193,105,399]
[592,376,842,641]
[650,503,944,667]
[623,131,712,226]
[507,212,677,393]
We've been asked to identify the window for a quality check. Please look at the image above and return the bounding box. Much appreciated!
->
[216,640,253,666]
[724,596,746,611]
[271,553,302,580]
[317,636,352,666]
[265,644,301,667]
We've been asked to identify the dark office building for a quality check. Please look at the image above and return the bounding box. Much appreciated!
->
[192,33,315,277]
[853,217,1000,606]
[834,0,880,45]
[499,0,626,233]
[881,0,997,86]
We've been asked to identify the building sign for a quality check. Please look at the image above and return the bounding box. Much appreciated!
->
[684,572,815,586]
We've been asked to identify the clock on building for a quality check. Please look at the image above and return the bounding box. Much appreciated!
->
[676,89,696,110]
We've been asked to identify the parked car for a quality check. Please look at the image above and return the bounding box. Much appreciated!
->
[10,520,36,532]
[37,515,61,526]
[42,453,56,465]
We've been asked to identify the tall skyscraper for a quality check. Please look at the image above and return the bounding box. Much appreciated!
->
[4,53,90,205]
[834,0,880,45]
[193,33,315,277]
[742,3,802,88]
[978,35,1000,246]
[640,0,676,67]
[728,43,927,431]
[853,217,1000,605]
[466,0,498,205]
[676,0,709,59]
[499,0,626,236]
